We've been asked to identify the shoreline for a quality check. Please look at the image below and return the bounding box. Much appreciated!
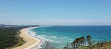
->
[13,27,40,49]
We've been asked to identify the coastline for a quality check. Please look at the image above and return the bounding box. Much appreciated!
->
[13,27,40,49]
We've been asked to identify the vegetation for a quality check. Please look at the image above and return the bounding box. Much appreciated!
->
[44,41,56,49]
[0,25,39,49]
[63,35,111,49]
[77,41,111,49]
[0,27,25,49]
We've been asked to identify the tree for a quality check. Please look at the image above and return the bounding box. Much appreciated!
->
[87,35,92,46]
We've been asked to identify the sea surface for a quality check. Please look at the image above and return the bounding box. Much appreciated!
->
[28,26,111,49]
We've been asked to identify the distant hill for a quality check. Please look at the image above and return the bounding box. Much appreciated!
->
[0,24,40,28]
[0,24,5,27]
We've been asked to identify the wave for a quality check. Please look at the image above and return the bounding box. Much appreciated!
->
[26,28,45,49]
[26,27,72,49]
[50,36,57,38]
[27,29,36,37]
[26,27,54,49]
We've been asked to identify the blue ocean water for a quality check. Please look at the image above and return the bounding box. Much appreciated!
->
[30,26,111,49]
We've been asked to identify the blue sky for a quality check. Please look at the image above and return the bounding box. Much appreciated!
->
[0,0,111,25]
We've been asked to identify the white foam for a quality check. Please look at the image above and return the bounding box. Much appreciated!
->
[50,36,57,38]
[37,35,54,42]
[26,27,45,49]
[26,27,54,49]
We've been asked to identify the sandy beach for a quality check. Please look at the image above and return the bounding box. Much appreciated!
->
[13,27,40,49]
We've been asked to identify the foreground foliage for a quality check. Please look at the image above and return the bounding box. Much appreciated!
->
[64,36,111,49]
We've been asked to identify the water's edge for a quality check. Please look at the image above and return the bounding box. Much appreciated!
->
[26,27,45,49]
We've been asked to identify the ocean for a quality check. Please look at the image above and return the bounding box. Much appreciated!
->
[28,26,111,49]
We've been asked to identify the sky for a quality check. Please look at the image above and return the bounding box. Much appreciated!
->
[0,0,111,25]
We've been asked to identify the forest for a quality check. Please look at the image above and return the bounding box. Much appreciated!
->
[0,27,25,49]
[0,25,39,49]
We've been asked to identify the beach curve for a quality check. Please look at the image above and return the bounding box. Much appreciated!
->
[13,27,40,49]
